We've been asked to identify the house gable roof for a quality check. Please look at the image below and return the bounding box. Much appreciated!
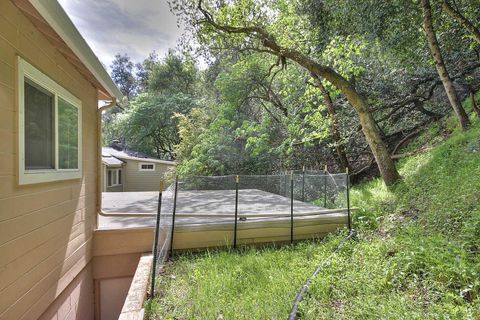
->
[102,147,176,166]
[102,156,125,167]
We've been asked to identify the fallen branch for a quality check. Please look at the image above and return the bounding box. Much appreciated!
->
[391,147,433,160]
[351,158,375,178]
[391,129,424,156]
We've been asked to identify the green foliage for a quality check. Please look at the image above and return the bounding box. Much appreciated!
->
[322,35,367,80]
[175,99,282,176]
[147,117,480,319]
[104,51,198,159]
[148,50,198,95]
[115,93,195,158]
[175,56,285,175]
[136,51,159,91]
[336,118,480,318]
[110,53,137,99]
[168,0,480,178]
[173,51,349,175]
[174,108,210,167]
[146,234,351,320]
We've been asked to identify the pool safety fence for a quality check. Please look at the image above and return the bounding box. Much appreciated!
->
[150,169,351,296]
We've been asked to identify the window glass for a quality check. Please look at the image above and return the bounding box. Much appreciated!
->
[18,58,83,185]
[107,170,112,186]
[58,98,79,169]
[24,80,54,170]
[118,170,122,185]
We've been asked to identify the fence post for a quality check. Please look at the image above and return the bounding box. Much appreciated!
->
[234,175,239,249]
[169,175,179,258]
[151,180,164,297]
[301,165,305,202]
[290,171,294,244]
[323,165,328,208]
[346,168,351,231]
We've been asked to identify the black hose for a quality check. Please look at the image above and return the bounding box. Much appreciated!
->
[288,229,357,320]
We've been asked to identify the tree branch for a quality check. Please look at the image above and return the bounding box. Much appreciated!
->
[443,0,480,45]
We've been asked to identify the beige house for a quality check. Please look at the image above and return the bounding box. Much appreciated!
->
[101,147,175,192]
[1,1,348,319]
[0,1,155,319]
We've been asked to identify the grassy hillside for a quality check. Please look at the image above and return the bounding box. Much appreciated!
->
[146,112,480,319]
[298,116,480,319]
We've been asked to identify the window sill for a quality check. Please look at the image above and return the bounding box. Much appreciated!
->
[19,170,82,185]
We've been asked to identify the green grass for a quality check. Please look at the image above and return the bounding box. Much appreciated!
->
[145,235,351,319]
[146,113,480,320]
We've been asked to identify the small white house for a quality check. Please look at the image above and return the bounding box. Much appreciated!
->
[101,147,175,192]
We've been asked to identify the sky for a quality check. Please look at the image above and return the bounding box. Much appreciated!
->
[58,0,184,70]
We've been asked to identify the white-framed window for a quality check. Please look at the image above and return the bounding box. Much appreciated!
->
[107,168,122,187]
[139,163,155,171]
[18,57,82,185]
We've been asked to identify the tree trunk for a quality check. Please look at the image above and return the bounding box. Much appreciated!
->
[313,76,350,172]
[471,92,480,117]
[443,1,480,45]
[196,5,401,186]
[273,50,400,186]
[421,0,471,130]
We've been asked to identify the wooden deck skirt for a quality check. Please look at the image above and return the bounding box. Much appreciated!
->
[172,213,348,250]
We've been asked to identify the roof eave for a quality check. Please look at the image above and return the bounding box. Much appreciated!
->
[110,154,176,165]
[117,155,176,165]
[102,162,123,167]
[28,0,123,101]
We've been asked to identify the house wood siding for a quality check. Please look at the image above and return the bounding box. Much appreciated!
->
[101,163,124,192]
[106,185,123,192]
[0,1,97,319]
[104,166,124,192]
[123,159,173,192]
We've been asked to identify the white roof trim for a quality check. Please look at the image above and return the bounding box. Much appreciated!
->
[102,157,125,166]
[102,161,123,168]
[29,0,123,101]
[114,154,176,165]
[102,147,176,165]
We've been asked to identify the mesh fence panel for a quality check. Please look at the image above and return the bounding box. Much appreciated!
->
[157,170,348,265]
[178,175,237,191]
[237,175,291,222]
[281,171,349,209]
[173,172,348,216]
[154,183,175,278]
[238,174,286,195]
[152,171,349,293]
[298,172,349,209]
[325,173,349,209]
[176,175,237,226]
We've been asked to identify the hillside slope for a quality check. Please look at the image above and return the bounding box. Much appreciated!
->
[299,116,480,318]
[147,111,480,320]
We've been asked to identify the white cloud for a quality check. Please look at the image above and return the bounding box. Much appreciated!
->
[58,0,184,69]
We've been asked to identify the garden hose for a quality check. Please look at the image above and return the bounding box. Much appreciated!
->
[288,229,357,320]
